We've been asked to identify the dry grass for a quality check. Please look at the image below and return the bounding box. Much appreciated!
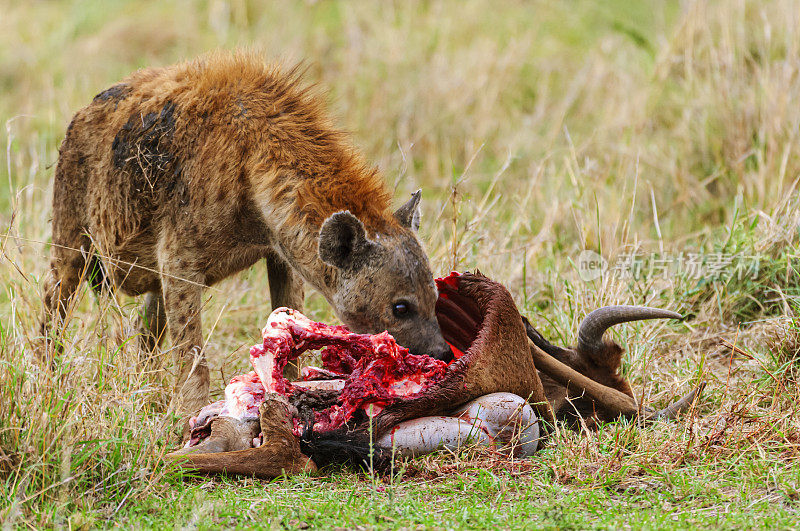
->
[2,0,800,527]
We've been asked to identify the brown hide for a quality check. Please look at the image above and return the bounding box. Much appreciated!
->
[525,321,635,428]
[167,395,316,479]
[370,272,554,436]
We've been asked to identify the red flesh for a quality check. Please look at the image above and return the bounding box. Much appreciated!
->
[248,307,448,433]
[194,273,471,441]
[186,273,477,446]
[312,330,448,431]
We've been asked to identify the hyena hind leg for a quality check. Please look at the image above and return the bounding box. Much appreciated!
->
[266,252,305,381]
[138,291,168,368]
[39,229,92,360]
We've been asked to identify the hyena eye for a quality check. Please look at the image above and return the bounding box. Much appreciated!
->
[392,301,412,318]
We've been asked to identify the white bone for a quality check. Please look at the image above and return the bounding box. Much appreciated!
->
[292,379,347,392]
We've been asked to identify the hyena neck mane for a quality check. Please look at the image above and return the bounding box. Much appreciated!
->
[245,115,407,302]
[182,53,424,308]
[256,163,407,303]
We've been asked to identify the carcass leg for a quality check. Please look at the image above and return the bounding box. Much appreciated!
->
[377,392,540,458]
[453,392,540,457]
[169,416,261,456]
[376,416,492,458]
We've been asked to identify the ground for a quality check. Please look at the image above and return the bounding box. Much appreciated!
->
[1,0,799,529]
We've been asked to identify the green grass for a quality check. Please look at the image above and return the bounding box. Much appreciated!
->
[2,0,800,528]
[27,444,800,529]
[106,465,799,530]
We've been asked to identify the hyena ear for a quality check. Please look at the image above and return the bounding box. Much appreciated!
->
[393,190,421,232]
[318,211,376,271]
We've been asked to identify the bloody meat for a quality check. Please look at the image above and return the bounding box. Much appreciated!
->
[189,305,450,445]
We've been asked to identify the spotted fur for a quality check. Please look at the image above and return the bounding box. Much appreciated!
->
[40,51,450,418]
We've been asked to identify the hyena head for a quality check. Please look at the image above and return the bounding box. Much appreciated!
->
[318,191,453,361]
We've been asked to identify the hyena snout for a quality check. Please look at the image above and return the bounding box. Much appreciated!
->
[395,319,454,362]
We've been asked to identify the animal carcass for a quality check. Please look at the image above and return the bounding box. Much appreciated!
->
[168,272,695,478]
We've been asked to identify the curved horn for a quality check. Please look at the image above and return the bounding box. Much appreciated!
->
[577,305,682,355]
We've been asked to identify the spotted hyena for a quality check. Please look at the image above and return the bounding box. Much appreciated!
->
[41,52,452,417]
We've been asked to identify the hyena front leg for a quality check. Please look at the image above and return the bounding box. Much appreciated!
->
[138,291,168,368]
[266,251,305,380]
[159,262,210,420]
